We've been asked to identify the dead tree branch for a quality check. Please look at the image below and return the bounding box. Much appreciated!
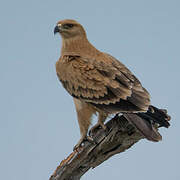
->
[49,113,169,180]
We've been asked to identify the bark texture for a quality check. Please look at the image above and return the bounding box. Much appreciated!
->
[50,113,169,180]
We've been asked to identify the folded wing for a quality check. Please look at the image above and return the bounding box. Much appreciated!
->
[56,53,150,113]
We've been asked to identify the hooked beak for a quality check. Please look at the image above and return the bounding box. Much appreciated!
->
[54,25,60,35]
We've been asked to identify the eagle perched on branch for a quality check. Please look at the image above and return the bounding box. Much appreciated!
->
[54,19,170,149]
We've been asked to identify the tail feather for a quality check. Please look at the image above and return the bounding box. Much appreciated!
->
[137,105,170,128]
[123,105,171,142]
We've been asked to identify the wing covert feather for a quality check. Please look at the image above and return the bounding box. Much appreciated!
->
[56,54,150,111]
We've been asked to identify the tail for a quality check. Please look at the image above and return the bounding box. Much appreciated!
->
[123,105,171,142]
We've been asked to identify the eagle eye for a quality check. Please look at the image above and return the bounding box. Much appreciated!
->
[63,24,74,29]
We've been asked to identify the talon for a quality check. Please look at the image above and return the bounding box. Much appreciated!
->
[73,139,84,151]
[90,123,106,135]
[86,136,94,142]
[73,136,95,151]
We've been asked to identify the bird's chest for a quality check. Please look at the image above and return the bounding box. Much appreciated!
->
[56,56,76,80]
[56,56,93,82]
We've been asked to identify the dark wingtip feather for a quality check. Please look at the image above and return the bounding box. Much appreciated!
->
[148,105,171,128]
[123,105,170,142]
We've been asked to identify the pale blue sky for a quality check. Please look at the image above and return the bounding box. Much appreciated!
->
[1,0,179,179]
